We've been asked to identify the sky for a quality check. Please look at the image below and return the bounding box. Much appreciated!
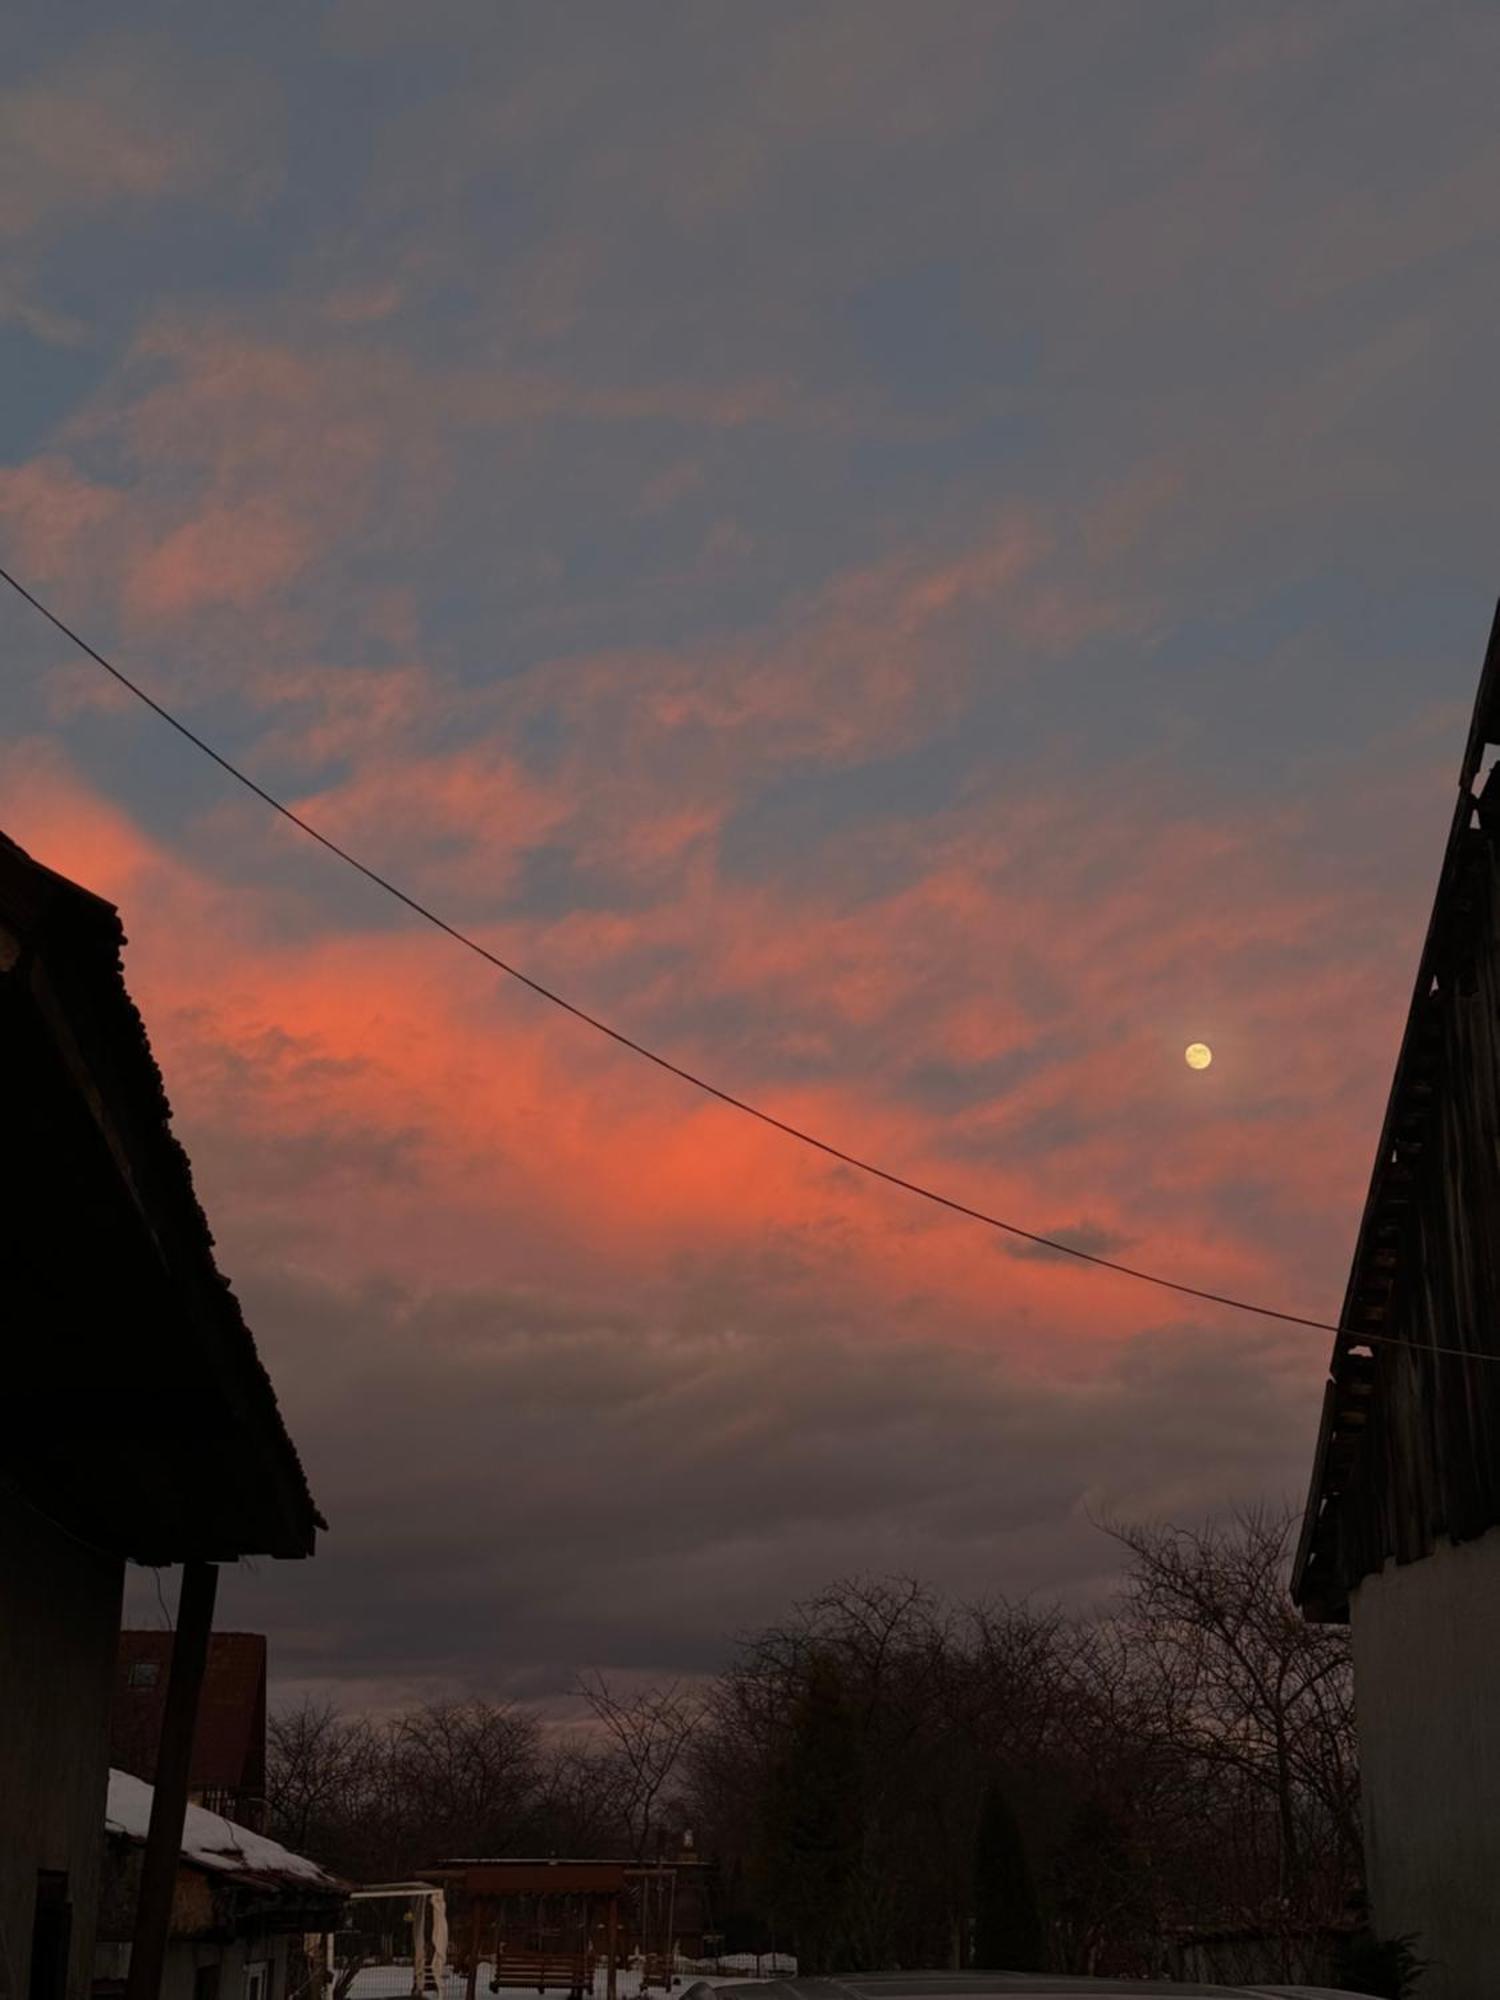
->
[3,1,1499,1713]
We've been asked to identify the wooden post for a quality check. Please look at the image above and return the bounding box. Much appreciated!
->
[466,1903,481,2000]
[605,1898,618,2000]
[124,1561,218,2000]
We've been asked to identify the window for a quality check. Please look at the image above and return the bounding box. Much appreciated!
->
[28,1873,71,2000]
[126,1660,160,1690]
[244,1962,272,2000]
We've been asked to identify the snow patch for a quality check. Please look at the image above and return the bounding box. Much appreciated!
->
[105,1768,340,1889]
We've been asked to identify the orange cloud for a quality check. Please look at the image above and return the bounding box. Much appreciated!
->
[0,277,1414,1383]
[0,729,1392,1386]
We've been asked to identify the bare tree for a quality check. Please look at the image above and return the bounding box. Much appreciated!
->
[575,1673,701,1859]
[269,1517,1364,1983]
[1105,1505,1359,1921]
[267,1698,380,1870]
[391,1699,544,1860]
[533,1731,635,1855]
[687,1529,1362,1977]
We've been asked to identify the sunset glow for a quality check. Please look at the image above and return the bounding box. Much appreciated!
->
[0,3,1484,1705]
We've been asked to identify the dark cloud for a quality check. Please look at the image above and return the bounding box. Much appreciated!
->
[124,1263,1327,1711]
[1002,1219,1132,1262]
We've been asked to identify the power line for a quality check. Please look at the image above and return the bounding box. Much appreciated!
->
[0,559,1476,1362]
[150,1566,174,1632]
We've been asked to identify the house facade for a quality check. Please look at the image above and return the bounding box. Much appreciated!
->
[1,1492,123,2000]
[0,832,322,2000]
[1293,615,1500,1999]
[112,1635,270,1831]
[95,1771,345,2000]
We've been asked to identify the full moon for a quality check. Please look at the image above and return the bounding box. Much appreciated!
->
[1185,1042,1213,1070]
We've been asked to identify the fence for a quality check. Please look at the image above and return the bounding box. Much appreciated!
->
[338,1953,798,2000]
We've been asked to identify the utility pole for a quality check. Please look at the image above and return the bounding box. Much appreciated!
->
[124,1562,218,2000]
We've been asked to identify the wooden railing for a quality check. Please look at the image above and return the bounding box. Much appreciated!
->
[487,1952,593,1996]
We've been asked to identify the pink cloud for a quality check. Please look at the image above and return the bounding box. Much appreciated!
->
[320,283,404,326]
[0,456,125,577]
[0,742,211,925]
[0,40,282,240]
[637,460,706,515]
[284,745,576,898]
[0,84,180,237]
[126,501,309,618]
[246,662,437,768]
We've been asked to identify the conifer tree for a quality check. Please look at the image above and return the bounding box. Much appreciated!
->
[972,1774,1043,1972]
[759,1654,863,1974]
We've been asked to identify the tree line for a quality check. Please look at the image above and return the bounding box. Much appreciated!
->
[267,1508,1369,1982]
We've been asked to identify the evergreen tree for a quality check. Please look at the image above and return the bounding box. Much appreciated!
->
[972,1774,1044,1972]
[759,1653,863,1974]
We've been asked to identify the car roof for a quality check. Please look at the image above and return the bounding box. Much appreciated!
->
[686,1976,1377,2000]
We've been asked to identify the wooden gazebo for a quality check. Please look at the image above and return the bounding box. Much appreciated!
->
[425,1860,627,2000]
[423,1855,702,2000]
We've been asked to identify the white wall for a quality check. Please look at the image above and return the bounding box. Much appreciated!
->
[0,1495,123,2000]
[102,1928,305,2000]
[1349,1523,1500,2000]
[160,1935,287,2000]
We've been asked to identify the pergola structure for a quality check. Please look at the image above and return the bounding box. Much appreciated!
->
[423,1858,693,2000]
[426,1861,623,2000]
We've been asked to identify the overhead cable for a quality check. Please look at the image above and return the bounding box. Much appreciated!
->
[0,560,1478,1362]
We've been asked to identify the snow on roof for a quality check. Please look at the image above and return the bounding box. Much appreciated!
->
[105,1769,342,1894]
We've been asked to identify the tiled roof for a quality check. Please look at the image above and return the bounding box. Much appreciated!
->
[0,830,322,1558]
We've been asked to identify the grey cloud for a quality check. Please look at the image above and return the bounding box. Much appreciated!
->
[125,1263,1326,1713]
